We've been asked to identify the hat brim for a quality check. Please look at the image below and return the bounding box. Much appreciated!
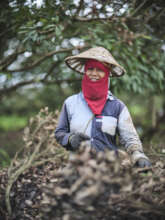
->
[65,56,125,77]
[65,47,126,77]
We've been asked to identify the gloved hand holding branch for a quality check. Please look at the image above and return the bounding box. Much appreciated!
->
[69,132,90,151]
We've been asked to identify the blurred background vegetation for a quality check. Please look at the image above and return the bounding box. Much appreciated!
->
[0,0,165,167]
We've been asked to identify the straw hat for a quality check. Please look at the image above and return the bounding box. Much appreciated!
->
[65,47,126,77]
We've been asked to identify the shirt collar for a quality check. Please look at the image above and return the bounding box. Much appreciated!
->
[80,91,115,101]
[107,91,115,101]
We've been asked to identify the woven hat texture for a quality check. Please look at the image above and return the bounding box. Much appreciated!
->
[65,47,126,77]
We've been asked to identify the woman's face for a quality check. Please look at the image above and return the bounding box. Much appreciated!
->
[86,67,105,82]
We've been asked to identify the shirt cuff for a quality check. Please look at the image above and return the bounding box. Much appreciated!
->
[62,133,72,149]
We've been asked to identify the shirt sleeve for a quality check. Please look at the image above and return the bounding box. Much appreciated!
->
[117,106,149,163]
[55,102,72,150]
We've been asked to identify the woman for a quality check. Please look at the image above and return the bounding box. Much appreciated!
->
[55,47,151,168]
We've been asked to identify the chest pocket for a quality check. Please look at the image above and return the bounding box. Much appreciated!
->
[101,116,117,136]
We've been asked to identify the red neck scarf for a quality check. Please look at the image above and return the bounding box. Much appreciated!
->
[82,59,110,115]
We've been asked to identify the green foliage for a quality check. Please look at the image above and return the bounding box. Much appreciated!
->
[0,115,27,131]
[0,0,164,98]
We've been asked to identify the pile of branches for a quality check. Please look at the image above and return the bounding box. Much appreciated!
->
[0,108,165,220]
[41,147,165,220]
[0,107,68,219]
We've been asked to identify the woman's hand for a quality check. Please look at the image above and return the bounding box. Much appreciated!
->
[69,132,90,151]
[136,158,152,168]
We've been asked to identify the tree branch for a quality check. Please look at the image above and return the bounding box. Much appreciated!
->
[3,46,86,73]
[141,110,165,141]
[74,16,115,22]
[0,49,26,69]
[43,78,81,85]
[43,63,57,81]
[128,0,148,17]
[156,7,165,20]
[75,0,84,17]
[0,79,36,98]
[0,78,81,99]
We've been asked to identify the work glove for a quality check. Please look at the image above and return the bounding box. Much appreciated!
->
[136,158,152,168]
[69,132,90,151]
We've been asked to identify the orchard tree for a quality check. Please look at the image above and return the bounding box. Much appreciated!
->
[0,0,165,100]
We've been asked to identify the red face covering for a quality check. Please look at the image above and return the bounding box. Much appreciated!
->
[82,59,110,115]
